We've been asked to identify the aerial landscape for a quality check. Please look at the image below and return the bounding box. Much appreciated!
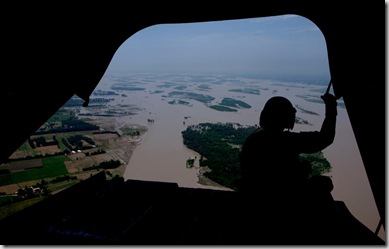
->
[2,71,378,233]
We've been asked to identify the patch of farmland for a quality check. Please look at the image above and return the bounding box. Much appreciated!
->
[34,145,61,155]
[3,159,43,172]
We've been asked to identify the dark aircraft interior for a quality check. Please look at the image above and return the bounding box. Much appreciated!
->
[0,2,384,245]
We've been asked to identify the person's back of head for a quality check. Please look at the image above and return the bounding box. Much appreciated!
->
[259,96,296,130]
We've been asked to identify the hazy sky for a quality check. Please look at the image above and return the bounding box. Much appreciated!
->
[106,14,330,81]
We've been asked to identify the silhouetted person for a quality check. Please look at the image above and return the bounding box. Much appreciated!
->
[233,93,337,244]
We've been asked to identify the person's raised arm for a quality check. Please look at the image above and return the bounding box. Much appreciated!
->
[319,93,337,146]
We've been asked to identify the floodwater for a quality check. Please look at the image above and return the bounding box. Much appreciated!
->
[92,72,384,239]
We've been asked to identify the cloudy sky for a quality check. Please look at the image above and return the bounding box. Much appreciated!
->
[106,14,330,82]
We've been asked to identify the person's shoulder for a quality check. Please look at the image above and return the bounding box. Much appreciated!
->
[243,128,263,143]
[249,127,264,137]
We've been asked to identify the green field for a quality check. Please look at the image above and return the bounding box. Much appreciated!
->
[0,156,69,186]
[0,197,43,220]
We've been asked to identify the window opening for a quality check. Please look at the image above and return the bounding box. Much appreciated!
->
[0,14,384,240]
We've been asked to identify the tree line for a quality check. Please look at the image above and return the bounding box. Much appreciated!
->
[35,116,99,135]
[182,122,257,190]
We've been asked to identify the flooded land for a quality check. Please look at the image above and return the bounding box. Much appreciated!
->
[0,72,383,239]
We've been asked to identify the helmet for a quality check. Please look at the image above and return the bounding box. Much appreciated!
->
[259,96,296,130]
